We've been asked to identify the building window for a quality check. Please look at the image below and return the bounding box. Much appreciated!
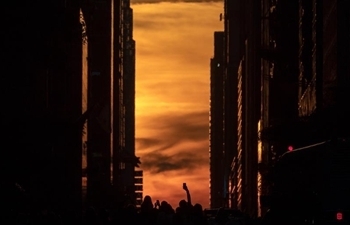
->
[119,162,125,170]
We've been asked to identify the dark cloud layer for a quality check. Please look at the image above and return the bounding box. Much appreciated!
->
[136,137,178,152]
[136,110,209,151]
[142,149,208,174]
[136,110,209,174]
[155,111,209,141]
[132,0,222,4]
[136,137,163,149]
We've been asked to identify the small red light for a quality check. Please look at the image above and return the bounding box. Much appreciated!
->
[336,212,343,221]
[288,146,293,151]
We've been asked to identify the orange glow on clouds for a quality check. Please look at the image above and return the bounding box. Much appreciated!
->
[133,1,223,209]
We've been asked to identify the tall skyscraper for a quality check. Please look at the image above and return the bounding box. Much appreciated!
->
[221,0,349,218]
[86,0,114,209]
[2,0,88,216]
[210,31,225,208]
[113,0,141,207]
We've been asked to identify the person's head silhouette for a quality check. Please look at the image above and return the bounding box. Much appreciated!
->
[179,199,187,208]
[141,195,153,211]
[193,203,203,214]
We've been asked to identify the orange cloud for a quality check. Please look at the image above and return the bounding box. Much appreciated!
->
[133,1,223,209]
[132,0,222,4]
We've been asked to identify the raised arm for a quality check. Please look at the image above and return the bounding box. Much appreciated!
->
[183,183,192,206]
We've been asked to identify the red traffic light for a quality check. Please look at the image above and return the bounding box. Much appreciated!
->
[287,146,294,151]
[336,212,343,221]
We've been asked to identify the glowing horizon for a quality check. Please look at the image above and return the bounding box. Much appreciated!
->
[133,1,223,208]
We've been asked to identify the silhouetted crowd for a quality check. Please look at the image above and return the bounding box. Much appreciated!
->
[81,184,256,225]
[102,183,210,225]
[89,196,209,225]
[2,182,259,225]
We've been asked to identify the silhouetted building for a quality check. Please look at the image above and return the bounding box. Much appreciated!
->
[223,0,239,210]
[113,0,141,206]
[3,0,140,216]
[258,0,299,215]
[223,0,261,217]
[86,0,113,209]
[134,170,143,208]
[210,31,225,208]
[297,0,350,136]
[220,0,349,219]
[261,0,350,149]
[224,0,298,217]
[2,0,88,215]
[257,0,350,217]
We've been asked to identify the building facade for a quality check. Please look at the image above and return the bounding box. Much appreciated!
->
[223,0,240,209]
[86,0,114,209]
[259,0,299,215]
[2,0,140,216]
[113,0,141,207]
[223,0,261,217]
[3,0,88,215]
[220,0,349,218]
[210,31,225,208]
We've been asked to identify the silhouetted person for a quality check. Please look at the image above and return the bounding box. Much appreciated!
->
[191,203,208,225]
[173,183,193,225]
[214,208,229,225]
[154,199,161,209]
[183,183,192,207]
[156,201,174,225]
[139,195,158,225]
[118,204,140,225]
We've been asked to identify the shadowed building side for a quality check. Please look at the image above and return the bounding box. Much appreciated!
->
[86,0,113,209]
[258,0,299,216]
[113,0,141,207]
[2,0,87,216]
[259,0,349,218]
[210,31,225,208]
[224,0,261,217]
[224,0,240,210]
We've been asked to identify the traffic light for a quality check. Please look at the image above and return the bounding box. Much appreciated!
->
[336,212,343,221]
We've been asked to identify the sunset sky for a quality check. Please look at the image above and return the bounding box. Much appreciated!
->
[132,0,223,208]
